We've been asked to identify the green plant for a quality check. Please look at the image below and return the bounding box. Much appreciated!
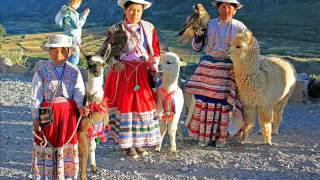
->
[0,24,6,40]
[0,49,28,65]
[78,56,88,68]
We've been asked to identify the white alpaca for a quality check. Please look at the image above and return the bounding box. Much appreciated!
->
[156,52,184,153]
[78,55,109,180]
[230,30,297,145]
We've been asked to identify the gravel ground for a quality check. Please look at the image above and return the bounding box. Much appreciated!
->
[0,74,319,180]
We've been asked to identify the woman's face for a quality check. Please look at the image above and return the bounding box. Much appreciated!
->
[50,47,70,65]
[125,3,144,24]
[218,3,236,22]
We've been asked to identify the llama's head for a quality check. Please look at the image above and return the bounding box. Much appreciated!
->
[79,43,111,77]
[87,55,104,77]
[159,52,183,76]
[230,29,260,61]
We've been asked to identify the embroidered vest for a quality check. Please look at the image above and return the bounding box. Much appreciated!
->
[37,61,78,101]
[111,20,156,61]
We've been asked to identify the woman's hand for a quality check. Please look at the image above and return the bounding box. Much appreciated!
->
[194,29,205,36]
[79,106,90,117]
[33,119,41,132]
[112,62,125,72]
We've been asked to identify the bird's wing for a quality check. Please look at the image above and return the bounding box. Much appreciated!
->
[183,12,200,29]
[96,24,127,63]
[176,26,195,45]
[177,13,199,36]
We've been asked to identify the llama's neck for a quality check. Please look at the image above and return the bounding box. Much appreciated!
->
[233,48,260,76]
[87,73,104,99]
[161,71,179,92]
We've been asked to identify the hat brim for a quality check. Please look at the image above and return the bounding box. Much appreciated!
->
[213,1,243,9]
[118,0,152,10]
[41,43,76,52]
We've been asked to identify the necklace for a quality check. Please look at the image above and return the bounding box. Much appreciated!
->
[124,62,144,92]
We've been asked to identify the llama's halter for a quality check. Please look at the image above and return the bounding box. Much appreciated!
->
[158,87,176,123]
[86,92,110,145]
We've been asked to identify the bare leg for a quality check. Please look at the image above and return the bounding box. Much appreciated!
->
[259,107,273,145]
[156,120,167,152]
[272,97,288,135]
[185,94,196,127]
[168,119,178,153]
[241,106,257,143]
[78,119,89,180]
[89,139,97,173]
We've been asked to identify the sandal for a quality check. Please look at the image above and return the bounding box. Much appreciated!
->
[124,148,139,159]
[215,141,226,148]
[198,141,209,147]
[135,147,148,156]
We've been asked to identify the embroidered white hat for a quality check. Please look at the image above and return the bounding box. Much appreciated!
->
[117,0,152,10]
[213,0,243,9]
[41,34,76,52]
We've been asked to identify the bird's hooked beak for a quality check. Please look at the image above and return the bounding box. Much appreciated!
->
[192,4,199,13]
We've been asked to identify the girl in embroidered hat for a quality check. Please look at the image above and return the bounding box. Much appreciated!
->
[184,0,247,148]
[31,34,86,179]
[102,0,161,159]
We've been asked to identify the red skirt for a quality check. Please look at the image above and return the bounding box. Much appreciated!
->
[104,61,156,112]
[103,61,161,148]
[34,100,78,147]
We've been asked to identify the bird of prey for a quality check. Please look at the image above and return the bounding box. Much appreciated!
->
[96,23,127,65]
[176,3,210,45]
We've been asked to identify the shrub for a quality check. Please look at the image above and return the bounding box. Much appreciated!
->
[78,55,88,68]
[0,48,28,65]
[0,24,6,39]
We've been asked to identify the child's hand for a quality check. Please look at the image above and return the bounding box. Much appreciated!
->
[83,8,90,16]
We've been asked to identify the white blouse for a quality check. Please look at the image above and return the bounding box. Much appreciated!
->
[192,18,247,58]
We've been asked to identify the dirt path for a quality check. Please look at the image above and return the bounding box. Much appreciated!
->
[0,74,319,179]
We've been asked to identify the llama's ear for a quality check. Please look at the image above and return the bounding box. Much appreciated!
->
[103,44,112,63]
[176,56,187,66]
[179,60,187,67]
[244,29,253,44]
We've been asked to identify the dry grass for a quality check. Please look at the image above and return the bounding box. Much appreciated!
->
[1,30,320,75]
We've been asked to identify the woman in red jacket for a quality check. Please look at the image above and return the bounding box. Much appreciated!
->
[104,0,161,159]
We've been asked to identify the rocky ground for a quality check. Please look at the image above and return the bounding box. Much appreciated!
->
[0,73,319,180]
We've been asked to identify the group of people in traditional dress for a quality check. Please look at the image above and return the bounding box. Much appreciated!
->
[31,0,247,179]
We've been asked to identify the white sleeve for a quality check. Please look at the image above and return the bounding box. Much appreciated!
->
[31,72,43,121]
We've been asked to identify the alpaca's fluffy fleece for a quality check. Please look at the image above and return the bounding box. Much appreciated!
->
[156,52,184,153]
[230,31,297,145]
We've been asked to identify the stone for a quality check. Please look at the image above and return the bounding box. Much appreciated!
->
[308,80,320,98]
[181,166,189,172]
[8,64,28,74]
[0,56,13,73]
[28,60,46,76]
[289,79,308,103]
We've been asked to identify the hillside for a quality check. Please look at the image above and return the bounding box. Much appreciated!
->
[1,0,319,57]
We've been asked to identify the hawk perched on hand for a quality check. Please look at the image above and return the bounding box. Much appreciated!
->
[176,3,210,45]
[96,23,127,64]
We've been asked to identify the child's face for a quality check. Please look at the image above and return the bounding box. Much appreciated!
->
[71,1,81,10]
